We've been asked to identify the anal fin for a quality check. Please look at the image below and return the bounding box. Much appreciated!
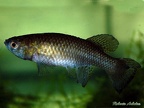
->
[76,66,95,87]
[66,66,95,87]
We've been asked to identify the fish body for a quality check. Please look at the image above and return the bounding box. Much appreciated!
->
[4,33,141,93]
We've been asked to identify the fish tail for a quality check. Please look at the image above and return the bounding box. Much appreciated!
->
[109,58,141,93]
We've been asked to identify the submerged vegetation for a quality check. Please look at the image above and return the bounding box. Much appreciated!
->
[0,79,38,108]
[0,69,104,108]
[125,30,144,106]
[126,30,144,67]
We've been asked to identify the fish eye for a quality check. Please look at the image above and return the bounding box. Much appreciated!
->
[10,41,18,49]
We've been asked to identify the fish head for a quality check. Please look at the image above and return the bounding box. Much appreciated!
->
[4,36,33,60]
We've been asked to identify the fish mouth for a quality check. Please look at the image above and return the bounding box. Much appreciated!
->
[4,39,8,45]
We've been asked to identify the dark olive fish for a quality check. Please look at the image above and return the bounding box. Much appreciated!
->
[4,33,141,93]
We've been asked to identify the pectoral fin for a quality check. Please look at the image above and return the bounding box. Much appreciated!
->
[37,63,49,76]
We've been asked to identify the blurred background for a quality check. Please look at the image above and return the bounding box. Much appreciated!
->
[0,0,144,108]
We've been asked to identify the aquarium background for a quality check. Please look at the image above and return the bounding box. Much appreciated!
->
[0,0,144,108]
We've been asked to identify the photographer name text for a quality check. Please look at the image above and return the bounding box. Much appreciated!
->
[112,101,141,106]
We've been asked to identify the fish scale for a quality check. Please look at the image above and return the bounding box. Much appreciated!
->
[4,33,141,93]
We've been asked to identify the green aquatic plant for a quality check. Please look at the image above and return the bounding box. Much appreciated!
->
[30,68,103,108]
[124,30,144,106]
[8,94,38,108]
[0,68,104,108]
[126,30,144,67]
[0,78,39,108]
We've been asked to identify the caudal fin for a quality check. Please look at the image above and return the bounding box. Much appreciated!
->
[109,58,141,93]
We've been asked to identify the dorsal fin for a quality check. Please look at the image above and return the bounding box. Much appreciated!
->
[87,34,119,53]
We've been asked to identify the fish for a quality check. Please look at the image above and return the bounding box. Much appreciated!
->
[4,33,141,93]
